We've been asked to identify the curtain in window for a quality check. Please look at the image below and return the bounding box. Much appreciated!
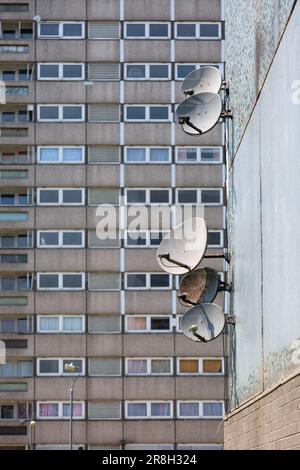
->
[0,362,14,377]
[149,149,169,162]
[63,148,82,162]
[128,403,147,417]
[127,360,147,374]
[127,317,146,330]
[202,359,222,373]
[18,361,32,377]
[39,403,59,417]
[151,360,170,374]
[179,359,198,373]
[40,317,59,331]
[180,403,199,417]
[203,402,223,417]
[151,403,170,417]
[63,317,82,331]
[63,403,82,417]
[126,148,146,162]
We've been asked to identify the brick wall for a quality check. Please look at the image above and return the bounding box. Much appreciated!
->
[224,370,300,450]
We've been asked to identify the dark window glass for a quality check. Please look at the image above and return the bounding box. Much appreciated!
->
[63,64,82,78]
[17,277,28,290]
[150,274,170,288]
[1,236,14,247]
[0,5,29,12]
[207,232,221,246]
[150,317,170,330]
[40,23,59,36]
[1,320,14,333]
[18,111,29,123]
[127,190,146,204]
[1,195,14,205]
[126,65,146,78]
[3,30,16,39]
[203,402,223,416]
[20,28,33,39]
[39,360,59,374]
[17,318,30,333]
[201,148,221,162]
[39,106,59,120]
[39,274,59,289]
[201,190,221,204]
[126,106,146,120]
[1,254,27,263]
[149,65,169,78]
[178,190,197,203]
[149,190,169,203]
[62,190,82,204]
[18,194,28,204]
[2,71,15,81]
[177,65,196,79]
[150,232,164,246]
[1,278,15,290]
[17,403,27,419]
[62,232,82,246]
[126,24,145,37]
[39,64,59,78]
[149,106,169,120]
[62,106,82,120]
[177,24,196,37]
[62,274,82,289]
[17,235,28,247]
[2,112,15,123]
[126,233,146,246]
[1,405,14,419]
[149,24,169,37]
[200,24,220,38]
[19,69,32,80]
[127,274,147,288]
[39,190,59,204]
[39,232,59,246]
[63,23,83,37]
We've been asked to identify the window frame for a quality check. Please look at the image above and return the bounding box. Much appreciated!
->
[125,272,171,290]
[37,315,85,334]
[37,401,85,419]
[124,146,171,164]
[175,63,223,80]
[37,230,85,248]
[175,22,222,40]
[125,315,172,333]
[125,357,173,376]
[37,104,85,122]
[124,105,171,122]
[37,146,85,164]
[125,230,167,248]
[37,273,85,291]
[38,22,85,39]
[207,230,224,249]
[37,188,85,206]
[124,22,171,40]
[177,357,224,376]
[175,146,223,164]
[177,401,224,419]
[125,63,171,81]
[125,188,171,206]
[37,63,85,81]
[175,188,223,206]
[125,400,173,419]
[37,358,85,376]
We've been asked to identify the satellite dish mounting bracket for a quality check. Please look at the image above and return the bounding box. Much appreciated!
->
[158,253,192,271]
[179,116,203,135]
[225,315,236,326]
[203,252,231,264]
[189,325,208,342]
[218,280,232,293]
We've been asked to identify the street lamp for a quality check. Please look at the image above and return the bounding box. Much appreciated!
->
[29,420,36,450]
[64,362,81,451]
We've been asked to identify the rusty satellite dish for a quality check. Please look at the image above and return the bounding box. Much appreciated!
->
[178,267,220,306]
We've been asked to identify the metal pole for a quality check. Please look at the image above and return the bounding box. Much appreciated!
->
[70,384,73,451]
[29,424,32,450]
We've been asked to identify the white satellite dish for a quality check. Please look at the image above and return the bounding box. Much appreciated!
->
[157,217,207,275]
[181,66,222,97]
[181,303,225,343]
[175,92,222,136]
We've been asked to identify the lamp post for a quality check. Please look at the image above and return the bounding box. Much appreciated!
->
[64,363,81,450]
[29,420,36,450]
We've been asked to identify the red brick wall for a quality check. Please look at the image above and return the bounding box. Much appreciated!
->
[224,371,300,450]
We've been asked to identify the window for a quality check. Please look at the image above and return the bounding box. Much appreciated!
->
[88,22,120,40]
[125,23,170,39]
[0,45,28,53]
[0,254,27,263]
[176,188,223,205]
[88,401,121,420]
[37,316,84,333]
[125,315,172,333]
[207,230,224,248]
[125,147,170,163]
[37,402,84,419]
[0,212,28,221]
[126,358,172,376]
[37,63,84,81]
[2,86,28,96]
[38,22,84,39]
[89,358,121,377]
[125,105,170,122]
[37,146,84,164]
[125,188,171,205]
[37,105,84,122]
[37,273,85,291]
[0,361,33,377]
[0,403,32,420]
[176,147,222,164]
[125,273,171,290]
[37,358,84,376]
[177,358,224,375]
[0,4,29,12]
[0,170,27,179]
[88,273,121,291]
[37,230,84,248]
[0,317,32,334]
[125,64,170,80]
[0,275,32,291]
[126,401,173,419]
[175,63,222,80]
[37,188,85,206]
[88,315,121,334]
[0,192,30,206]
[177,401,224,419]
[0,233,32,248]
[125,231,166,248]
[175,23,221,39]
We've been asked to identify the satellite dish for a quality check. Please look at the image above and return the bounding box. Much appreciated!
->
[182,66,222,96]
[178,267,220,306]
[157,217,207,275]
[175,92,222,136]
[181,303,225,343]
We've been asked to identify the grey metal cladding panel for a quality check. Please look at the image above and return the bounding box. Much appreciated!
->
[124,41,170,62]
[89,358,121,376]
[36,41,86,62]
[88,41,120,61]
[88,63,120,81]
[88,22,120,39]
[88,146,120,163]
[176,165,223,187]
[124,0,170,20]
[175,41,222,63]
[124,82,171,104]
[88,401,121,419]
[175,123,222,146]
[36,165,85,186]
[87,124,120,145]
[124,124,172,145]
[36,124,86,145]
[88,188,120,205]
[36,0,86,19]
[88,105,120,122]
[88,0,120,20]
[175,0,221,21]
[36,83,86,104]
[89,315,121,333]
[88,273,121,290]
[124,165,171,187]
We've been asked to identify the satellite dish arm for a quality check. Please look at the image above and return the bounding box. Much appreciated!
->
[189,325,207,342]
[179,116,203,135]
[158,253,191,271]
